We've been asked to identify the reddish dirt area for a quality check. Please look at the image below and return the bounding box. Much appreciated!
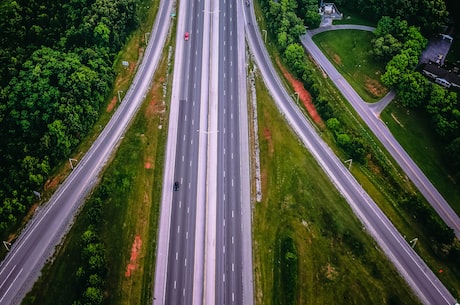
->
[106,96,117,113]
[145,78,164,118]
[125,235,142,277]
[263,126,274,156]
[277,59,324,128]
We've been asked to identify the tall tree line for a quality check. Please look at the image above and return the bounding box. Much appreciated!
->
[334,0,448,36]
[0,0,139,233]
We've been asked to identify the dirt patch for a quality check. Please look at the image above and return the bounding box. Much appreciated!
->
[262,125,274,155]
[323,263,339,281]
[125,235,142,277]
[332,54,342,66]
[106,96,117,113]
[364,77,387,98]
[145,79,164,118]
[44,174,66,191]
[366,155,382,176]
[277,59,324,128]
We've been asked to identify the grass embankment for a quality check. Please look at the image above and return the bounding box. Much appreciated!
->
[252,70,420,305]
[313,30,388,103]
[253,1,460,299]
[22,0,171,304]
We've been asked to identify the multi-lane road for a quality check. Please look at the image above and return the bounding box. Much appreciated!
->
[0,1,173,304]
[153,0,252,304]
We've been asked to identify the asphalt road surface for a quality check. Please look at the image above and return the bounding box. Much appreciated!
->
[243,6,457,305]
[214,0,252,304]
[155,0,208,303]
[0,1,173,304]
[154,0,253,303]
[302,25,460,239]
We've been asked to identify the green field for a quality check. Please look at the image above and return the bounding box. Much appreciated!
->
[381,102,460,215]
[313,30,388,103]
[251,69,420,305]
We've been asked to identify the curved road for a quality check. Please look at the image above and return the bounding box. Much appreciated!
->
[0,1,173,304]
[243,7,457,305]
[302,25,460,238]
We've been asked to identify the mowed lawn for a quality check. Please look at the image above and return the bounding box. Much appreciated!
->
[381,102,460,215]
[252,71,420,305]
[313,30,388,103]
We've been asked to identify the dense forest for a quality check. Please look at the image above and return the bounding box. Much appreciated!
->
[0,0,140,232]
[334,0,449,36]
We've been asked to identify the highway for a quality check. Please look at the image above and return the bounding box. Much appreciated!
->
[302,25,460,239]
[153,0,208,303]
[0,1,173,304]
[214,0,252,304]
[243,4,457,305]
[154,0,253,303]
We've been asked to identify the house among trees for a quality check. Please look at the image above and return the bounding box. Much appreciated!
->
[319,2,343,21]
[422,61,460,89]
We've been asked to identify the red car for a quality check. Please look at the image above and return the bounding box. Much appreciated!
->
[184,32,189,41]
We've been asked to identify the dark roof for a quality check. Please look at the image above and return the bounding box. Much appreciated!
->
[422,62,460,87]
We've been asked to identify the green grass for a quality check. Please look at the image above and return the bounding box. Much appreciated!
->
[254,0,460,299]
[313,30,389,103]
[252,69,421,305]
[22,0,172,303]
[381,101,460,215]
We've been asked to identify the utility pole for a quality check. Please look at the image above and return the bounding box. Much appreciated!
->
[33,190,41,200]
[262,29,267,43]
[409,237,418,249]
[69,158,78,170]
[3,241,11,251]
[291,92,299,103]
[344,159,352,170]
[118,90,123,103]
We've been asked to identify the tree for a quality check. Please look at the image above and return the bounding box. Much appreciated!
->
[372,34,402,62]
[326,117,341,132]
[381,64,402,88]
[83,287,103,305]
[397,72,430,108]
[337,133,351,148]
[284,43,306,77]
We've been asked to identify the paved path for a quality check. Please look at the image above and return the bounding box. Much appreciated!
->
[302,25,460,238]
[309,24,397,116]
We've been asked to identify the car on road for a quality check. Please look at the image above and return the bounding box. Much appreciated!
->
[184,32,189,41]
[173,181,179,191]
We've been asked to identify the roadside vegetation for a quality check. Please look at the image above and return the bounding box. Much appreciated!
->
[0,0,151,246]
[21,1,171,304]
[317,24,460,216]
[255,0,460,300]
[251,66,421,305]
